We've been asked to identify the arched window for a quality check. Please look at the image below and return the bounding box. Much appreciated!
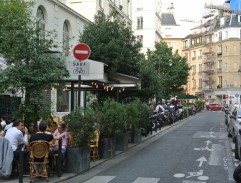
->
[63,21,69,56]
[36,7,45,38]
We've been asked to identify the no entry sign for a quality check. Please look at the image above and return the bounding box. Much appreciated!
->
[73,43,91,61]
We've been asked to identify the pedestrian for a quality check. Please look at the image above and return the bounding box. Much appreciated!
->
[4,119,29,174]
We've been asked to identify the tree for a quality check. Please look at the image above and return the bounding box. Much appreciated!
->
[146,42,190,99]
[0,0,69,125]
[80,12,142,76]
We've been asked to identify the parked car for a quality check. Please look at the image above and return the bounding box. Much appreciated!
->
[227,105,241,146]
[208,103,224,111]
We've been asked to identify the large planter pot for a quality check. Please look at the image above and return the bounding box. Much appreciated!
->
[99,137,116,159]
[131,127,141,144]
[115,132,128,152]
[66,146,90,174]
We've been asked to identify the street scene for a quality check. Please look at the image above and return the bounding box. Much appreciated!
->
[1,0,241,183]
[60,111,238,183]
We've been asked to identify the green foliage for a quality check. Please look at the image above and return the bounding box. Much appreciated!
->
[97,99,128,137]
[97,98,152,137]
[0,0,69,125]
[125,98,152,128]
[146,42,190,99]
[183,107,189,118]
[64,107,95,147]
[135,56,161,102]
[196,100,204,112]
[80,13,142,76]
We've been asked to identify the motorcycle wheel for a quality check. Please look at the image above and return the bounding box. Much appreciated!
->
[233,164,241,182]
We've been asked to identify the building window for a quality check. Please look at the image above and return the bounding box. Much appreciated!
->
[136,35,143,46]
[198,64,202,73]
[36,7,45,38]
[217,45,222,55]
[192,65,196,73]
[199,79,202,89]
[57,90,70,112]
[99,0,103,8]
[192,79,196,89]
[192,51,196,60]
[218,31,222,41]
[137,17,143,29]
[63,21,70,56]
[218,76,222,88]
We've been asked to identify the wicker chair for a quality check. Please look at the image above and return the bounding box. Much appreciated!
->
[89,130,100,161]
[29,140,50,182]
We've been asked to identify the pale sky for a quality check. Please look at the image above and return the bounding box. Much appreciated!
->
[162,0,226,22]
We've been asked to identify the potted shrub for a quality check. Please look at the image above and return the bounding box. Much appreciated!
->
[64,107,95,174]
[125,99,152,144]
[97,99,129,158]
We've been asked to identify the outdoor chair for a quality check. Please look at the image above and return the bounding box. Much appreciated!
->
[89,129,100,161]
[29,140,50,182]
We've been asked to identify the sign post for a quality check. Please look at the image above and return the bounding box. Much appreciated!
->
[73,43,91,108]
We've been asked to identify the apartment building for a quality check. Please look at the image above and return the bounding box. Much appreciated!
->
[59,0,132,26]
[131,0,162,54]
[183,2,241,105]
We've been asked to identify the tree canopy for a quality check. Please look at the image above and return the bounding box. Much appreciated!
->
[0,0,69,123]
[80,12,142,76]
[146,42,190,99]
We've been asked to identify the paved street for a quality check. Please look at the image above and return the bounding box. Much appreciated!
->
[61,111,238,183]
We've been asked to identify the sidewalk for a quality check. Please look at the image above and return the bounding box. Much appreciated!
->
[0,117,191,183]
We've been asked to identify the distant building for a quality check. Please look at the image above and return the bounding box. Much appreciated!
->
[131,0,162,54]
[183,1,241,105]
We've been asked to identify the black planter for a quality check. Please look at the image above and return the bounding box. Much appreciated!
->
[99,137,116,159]
[131,128,141,144]
[115,132,128,152]
[66,146,90,174]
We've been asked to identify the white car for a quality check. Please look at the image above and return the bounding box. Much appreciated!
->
[227,104,241,144]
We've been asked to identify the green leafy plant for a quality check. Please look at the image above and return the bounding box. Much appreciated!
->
[64,107,95,147]
[97,99,129,138]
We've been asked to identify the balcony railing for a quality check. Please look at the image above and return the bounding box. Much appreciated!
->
[202,87,213,91]
[203,69,214,74]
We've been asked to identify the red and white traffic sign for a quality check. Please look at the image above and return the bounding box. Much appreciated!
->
[73,43,91,61]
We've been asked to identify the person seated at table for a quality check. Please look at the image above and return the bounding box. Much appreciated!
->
[29,122,65,176]
[4,119,29,174]
[52,122,69,168]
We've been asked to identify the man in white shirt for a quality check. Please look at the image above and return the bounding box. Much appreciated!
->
[5,119,29,174]
[155,102,165,113]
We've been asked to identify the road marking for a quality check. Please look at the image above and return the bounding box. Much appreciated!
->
[84,176,115,183]
[209,144,225,166]
[183,181,206,183]
[224,139,236,181]
[196,157,207,167]
[133,177,160,183]
[83,176,161,183]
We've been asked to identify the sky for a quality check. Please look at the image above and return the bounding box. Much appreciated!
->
[162,0,226,22]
